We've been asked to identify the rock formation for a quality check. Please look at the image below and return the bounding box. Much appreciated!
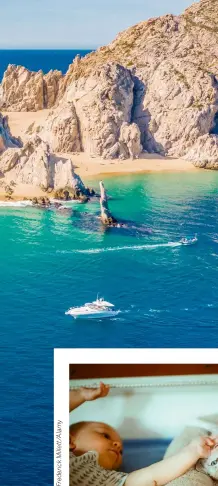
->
[62,63,138,159]
[0,136,53,187]
[1,0,218,166]
[27,102,81,153]
[43,70,63,108]
[99,181,117,225]
[31,196,51,208]
[0,134,92,197]
[184,134,218,168]
[54,162,94,201]
[0,113,22,153]
[0,65,62,111]
[25,62,142,159]
[49,0,218,166]
[119,122,142,159]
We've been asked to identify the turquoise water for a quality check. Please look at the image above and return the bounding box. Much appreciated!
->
[1,171,218,349]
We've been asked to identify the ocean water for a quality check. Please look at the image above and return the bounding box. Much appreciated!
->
[1,171,218,484]
[1,172,218,349]
[0,49,93,80]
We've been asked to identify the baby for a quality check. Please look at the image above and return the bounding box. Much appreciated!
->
[70,382,218,486]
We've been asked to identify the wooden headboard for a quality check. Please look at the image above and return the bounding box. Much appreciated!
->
[69,364,218,380]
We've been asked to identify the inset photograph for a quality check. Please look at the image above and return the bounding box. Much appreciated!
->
[69,364,218,486]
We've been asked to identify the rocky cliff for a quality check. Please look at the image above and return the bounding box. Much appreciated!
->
[25,63,142,159]
[1,0,218,167]
[0,133,89,192]
[0,65,62,111]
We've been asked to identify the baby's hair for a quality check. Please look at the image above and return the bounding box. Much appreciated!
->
[70,421,90,435]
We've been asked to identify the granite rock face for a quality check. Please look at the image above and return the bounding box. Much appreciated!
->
[0,136,52,187]
[136,60,218,158]
[54,158,86,191]
[56,0,218,164]
[184,134,218,168]
[0,65,62,111]
[0,113,22,153]
[26,102,81,153]
[62,62,140,158]
[119,122,142,159]
[28,62,142,159]
[43,70,63,109]
[0,135,85,190]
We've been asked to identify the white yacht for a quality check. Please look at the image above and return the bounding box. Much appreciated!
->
[65,297,120,319]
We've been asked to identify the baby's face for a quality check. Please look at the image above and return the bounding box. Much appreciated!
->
[72,422,123,470]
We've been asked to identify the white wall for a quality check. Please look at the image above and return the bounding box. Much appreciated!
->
[70,375,218,439]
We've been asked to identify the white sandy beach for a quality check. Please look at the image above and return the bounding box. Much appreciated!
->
[0,110,197,200]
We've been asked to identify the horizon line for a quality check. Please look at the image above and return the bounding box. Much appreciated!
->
[0,47,97,51]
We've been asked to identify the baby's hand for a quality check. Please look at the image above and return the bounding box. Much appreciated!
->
[69,382,110,412]
[188,436,217,459]
[80,382,110,402]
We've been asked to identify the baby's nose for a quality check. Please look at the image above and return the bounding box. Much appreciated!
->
[113,441,122,452]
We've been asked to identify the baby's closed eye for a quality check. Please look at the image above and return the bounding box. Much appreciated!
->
[103,433,110,439]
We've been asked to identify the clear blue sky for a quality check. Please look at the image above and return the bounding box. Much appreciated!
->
[1,0,198,49]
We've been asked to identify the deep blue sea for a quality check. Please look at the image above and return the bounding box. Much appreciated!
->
[0,49,93,80]
[1,50,218,485]
[2,170,218,483]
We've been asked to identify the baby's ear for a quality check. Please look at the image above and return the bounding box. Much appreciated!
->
[69,434,76,451]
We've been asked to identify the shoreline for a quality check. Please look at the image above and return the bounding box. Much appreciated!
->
[0,110,198,201]
[0,154,198,202]
[73,153,197,179]
[56,151,199,182]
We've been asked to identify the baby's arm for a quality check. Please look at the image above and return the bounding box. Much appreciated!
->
[125,436,216,486]
[69,382,109,412]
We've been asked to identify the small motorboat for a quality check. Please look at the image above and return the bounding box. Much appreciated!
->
[180,235,198,246]
[65,297,120,319]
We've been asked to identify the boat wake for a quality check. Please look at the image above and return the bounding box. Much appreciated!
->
[66,241,182,254]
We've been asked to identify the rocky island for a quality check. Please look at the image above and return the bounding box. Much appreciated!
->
[0,0,218,199]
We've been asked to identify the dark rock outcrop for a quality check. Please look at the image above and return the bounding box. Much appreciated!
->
[99,181,117,225]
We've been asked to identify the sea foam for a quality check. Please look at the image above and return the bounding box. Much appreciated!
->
[0,200,33,207]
